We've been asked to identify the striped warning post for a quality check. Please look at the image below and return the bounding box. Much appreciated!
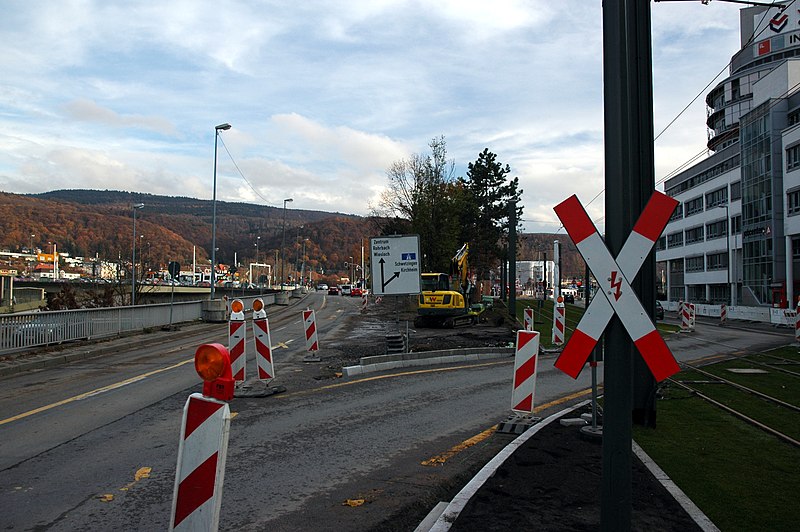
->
[252,300,274,382]
[680,301,690,331]
[688,303,696,331]
[720,303,727,326]
[361,293,368,312]
[511,330,540,413]
[228,300,246,382]
[523,307,533,331]
[169,393,231,532]
[552,296,565,345]
[303,309,319,352]
[796,301,800,342]
[552,192,680,382]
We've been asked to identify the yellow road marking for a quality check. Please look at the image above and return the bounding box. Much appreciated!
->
[119,467,152,492]
[0,358,195,427]
[420,387,593,467]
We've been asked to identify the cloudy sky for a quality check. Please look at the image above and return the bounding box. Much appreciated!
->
[0,1,748,232]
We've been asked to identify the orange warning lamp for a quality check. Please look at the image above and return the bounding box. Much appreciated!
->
[230,299,244,313]
[194,343,234,401]
[252,298,264,312]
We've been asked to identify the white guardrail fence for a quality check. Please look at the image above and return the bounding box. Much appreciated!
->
[0,293,283,354]
[659,301,796,327]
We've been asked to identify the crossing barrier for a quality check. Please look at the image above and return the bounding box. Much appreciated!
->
[523,307,533,331]
[252,298,274,382]
[228,299,246,381]
[552,296,565,345]
[303,309,319,352]
[511,330,540,413]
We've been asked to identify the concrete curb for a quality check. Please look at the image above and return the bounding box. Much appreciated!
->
[342,347,515,377]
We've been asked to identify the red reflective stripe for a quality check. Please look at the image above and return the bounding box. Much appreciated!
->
[514,355,536,387]
[554,328,597,379]
[513,394,533,412]
[173,452,218,527]
[254,319,268,334]
[633,330,680,382]
[632,191,679,242]
[305,321,316,339]
[184,398,223,439]
[255,337,271,361]
[554,195,595,244]
[258,367,272,379]
[229,321,243,333]
[303,310,312,320]
[517,330,537,351]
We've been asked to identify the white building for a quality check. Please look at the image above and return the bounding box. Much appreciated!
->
[657,5,800,309]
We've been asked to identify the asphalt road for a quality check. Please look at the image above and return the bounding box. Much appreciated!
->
[0,294,791,531]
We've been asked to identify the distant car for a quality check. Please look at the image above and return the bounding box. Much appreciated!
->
[328,286,340,295]
[198,281,211,287]
[350,287,363,297]
[563,293,575,304]
[317,283,329,291]
[655,301,664,320]
[340,284,352,296]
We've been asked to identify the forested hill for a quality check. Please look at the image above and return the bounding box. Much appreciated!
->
[0,189,584,280]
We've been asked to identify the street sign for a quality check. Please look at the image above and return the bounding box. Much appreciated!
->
[369,235,421,295]
[552,191,680,382]
[168,261,180,279]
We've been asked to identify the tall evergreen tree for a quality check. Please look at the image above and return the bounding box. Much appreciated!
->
[464,149,523,283]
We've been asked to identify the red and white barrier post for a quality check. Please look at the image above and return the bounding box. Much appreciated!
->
[552,296,565,345]
[303,309,319,353]
[795,299,800,343]
[170,344,233,532]
[689,303,696,331]
[228,299,246,382]
[720,303,727,326]
[252,298,274,382]
[511,330,540,413]
[680,301,691,331]
[361,293,368,312]
[523,307,534,331]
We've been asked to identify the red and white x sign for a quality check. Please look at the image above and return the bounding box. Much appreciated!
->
[552,191,680,382]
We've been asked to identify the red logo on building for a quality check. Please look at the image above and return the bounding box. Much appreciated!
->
[758,40,771,56]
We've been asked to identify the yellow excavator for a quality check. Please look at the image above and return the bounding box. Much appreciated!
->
[415,244,482,328]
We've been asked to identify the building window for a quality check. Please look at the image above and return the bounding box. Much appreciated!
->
[707,252,729,271]
[793,237,800,260]
[656,236,666,251]
[685,226,704,244]
[730,180,741,200]
[731,214,742,233]
[706,219,728,240]
[685,197,704,216]
[686,256,704,272]
[788,189,800,216]
[787,144,800,172]
[790,108,800,126]
[705,187,728,208]
[669,203,683,222]
[667,232,684,248]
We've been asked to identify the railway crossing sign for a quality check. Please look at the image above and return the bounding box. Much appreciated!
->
[369,235,421,296]
[552,191,680,382]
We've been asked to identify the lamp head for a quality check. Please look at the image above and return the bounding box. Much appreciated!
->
[133,203,144,209]
[215,123,232,131]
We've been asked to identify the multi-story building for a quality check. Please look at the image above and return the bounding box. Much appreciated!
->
[657,5,800,308]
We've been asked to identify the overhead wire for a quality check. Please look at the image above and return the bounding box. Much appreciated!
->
[217,135,278,206]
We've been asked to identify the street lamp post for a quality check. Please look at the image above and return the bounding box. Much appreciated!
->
[29,234,35,253]
[280,198,293,289]
[211,122,232,300]
[132,203,144,305]
[717,203,732,305]
[301,238,309,286]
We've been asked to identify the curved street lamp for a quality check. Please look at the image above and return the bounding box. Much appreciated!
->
[132,203,144,305]
[280,198,293,289]
[211,122,231,300]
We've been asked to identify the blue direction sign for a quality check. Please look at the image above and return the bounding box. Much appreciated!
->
[369,235,421,295]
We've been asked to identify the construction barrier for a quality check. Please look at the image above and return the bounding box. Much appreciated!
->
[169,392,231,531]
[552,296,565,345]
[228,299,246,381]
[720,303,727,325]
[252,298,274,382]
[680,301,694,332]
[303,309,319,352]
[511,330,540,413]
[523,307,533,331]
[361,293,368,312]
[796,301,800,342]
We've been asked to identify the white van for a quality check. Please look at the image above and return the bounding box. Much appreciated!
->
[341,284,352,296]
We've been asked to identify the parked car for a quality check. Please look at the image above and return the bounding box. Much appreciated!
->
[317,283,329,291]
[328,286,340,295]
[350,286,363,297]
[340,284,352,296]
[563,293,575,304]
[655,300,664,320]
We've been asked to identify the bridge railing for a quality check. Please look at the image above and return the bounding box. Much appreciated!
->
[0,292,288,354]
